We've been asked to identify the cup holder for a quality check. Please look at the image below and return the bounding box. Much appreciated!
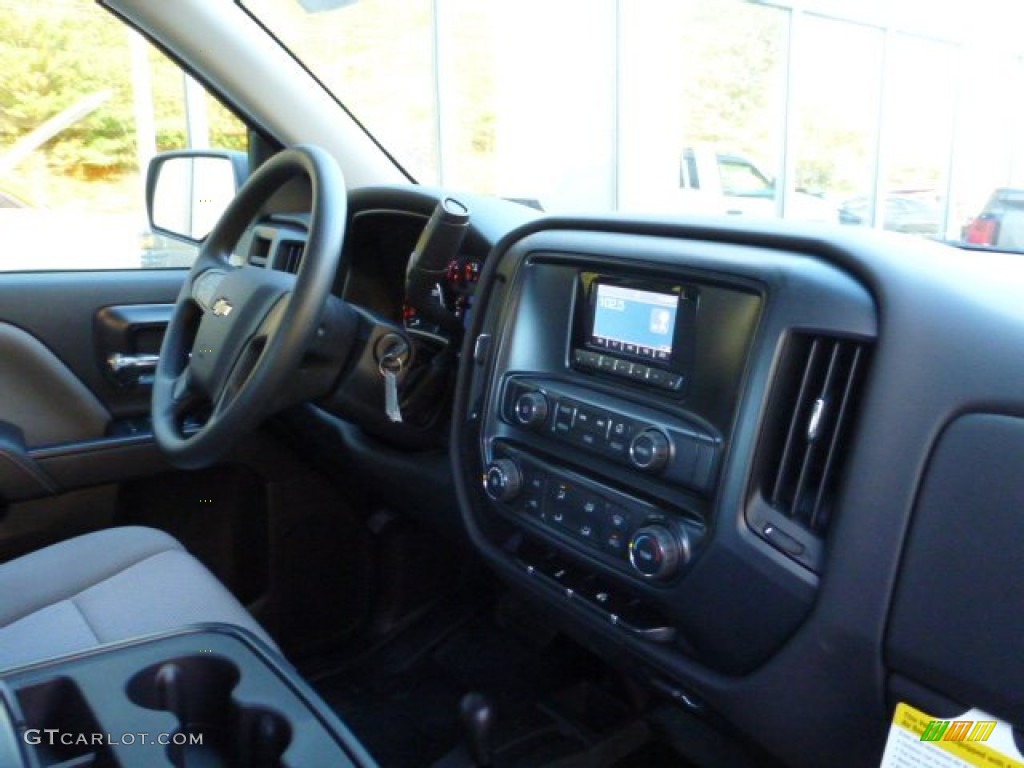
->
[127,655,292,768]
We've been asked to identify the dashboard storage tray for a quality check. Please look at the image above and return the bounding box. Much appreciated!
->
[0,625,375,768]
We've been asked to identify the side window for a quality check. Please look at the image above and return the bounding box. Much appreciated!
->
[0,0,248,271]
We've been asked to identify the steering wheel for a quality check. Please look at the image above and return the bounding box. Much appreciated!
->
[152,145,346,469]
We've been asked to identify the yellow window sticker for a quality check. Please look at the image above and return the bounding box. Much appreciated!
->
[880,702,1024,768]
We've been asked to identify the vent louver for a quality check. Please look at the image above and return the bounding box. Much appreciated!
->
[277,240,305,274]
[248,235,272,267]
[764,334,869,538]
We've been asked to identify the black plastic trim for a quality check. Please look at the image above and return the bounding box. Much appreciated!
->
[0,623,377,768]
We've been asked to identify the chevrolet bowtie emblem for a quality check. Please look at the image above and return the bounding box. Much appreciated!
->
[212,298,234,317]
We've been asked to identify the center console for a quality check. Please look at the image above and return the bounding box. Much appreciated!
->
[454,222,876,677]
[468,238,768,663]
[481,265,758,589]
[0,626,375,768]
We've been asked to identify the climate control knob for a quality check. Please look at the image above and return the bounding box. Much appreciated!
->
[483,459,523,503]
[628,429,672,472]
[513,391,549,428]
[628,525,688,579]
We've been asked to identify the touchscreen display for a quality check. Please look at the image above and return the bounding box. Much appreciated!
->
[591,283,678,360]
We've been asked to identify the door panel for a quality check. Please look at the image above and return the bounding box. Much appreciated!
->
[0,269,183,555]
[0,322,109,447]
[0,270,184,419]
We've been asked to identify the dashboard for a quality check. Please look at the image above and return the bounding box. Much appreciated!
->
[268,185,1024,768]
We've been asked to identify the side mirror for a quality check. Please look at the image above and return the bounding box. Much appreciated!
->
[146,150,248,242]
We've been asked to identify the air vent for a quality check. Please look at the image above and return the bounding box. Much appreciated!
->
[248,235,272,267]
[762,334,869,538]
[276,240,305,274]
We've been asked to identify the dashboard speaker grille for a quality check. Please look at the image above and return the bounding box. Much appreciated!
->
[765,334,869,536]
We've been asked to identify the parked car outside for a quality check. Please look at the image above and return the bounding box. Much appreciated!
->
[839,194,943,236]
[962,188,1024,250]
[679,145,838,223]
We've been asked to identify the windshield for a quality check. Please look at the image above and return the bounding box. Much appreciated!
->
[240,0,1024,251]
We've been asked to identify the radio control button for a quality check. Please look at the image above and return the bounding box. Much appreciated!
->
[573,349,601,369]
[484,459,523,502]
[609,419,632,439]
[605,503,631,530]
[514,391,549,427]
[551,482,571,503]
[663,373,686,391]
[607,438,628,456]
[548,482,597,536]
[605,530,627,554]
[606,419,632,455]
[573,407,611,442]
[629,429,672,472]
[518,468,546,517]
[553,402,576,434]
[612,359,633,376]
[629,363,650,381]
[629,525,689,579]
[574,408,595,431]
[597,355,615,372]
[645,368,669,387]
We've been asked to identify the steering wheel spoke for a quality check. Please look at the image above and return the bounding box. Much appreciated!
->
[210,334,267,420]
[152,363,208,439]
[170,367,202,416]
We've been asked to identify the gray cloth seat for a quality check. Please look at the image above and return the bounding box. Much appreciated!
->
[0,526,275,671]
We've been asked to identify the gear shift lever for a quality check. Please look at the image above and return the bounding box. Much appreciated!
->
[459,692,495,767]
